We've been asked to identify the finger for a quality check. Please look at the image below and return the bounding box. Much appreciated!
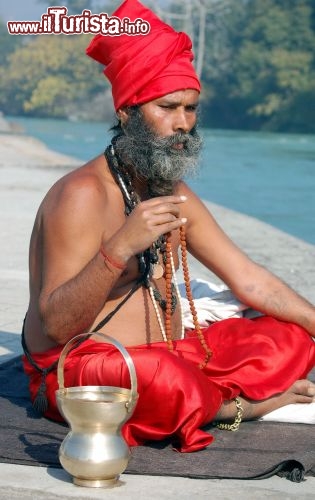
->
[136,202,183,223]
[151,203,182,218]
[141,195,187,207]
[148,212,180,226]
[307,383,315,397]
[153,217,187,236]
[294,395,314,404]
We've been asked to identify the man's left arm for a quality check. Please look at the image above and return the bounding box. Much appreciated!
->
[178,182,315,337]
[229,263,315,338]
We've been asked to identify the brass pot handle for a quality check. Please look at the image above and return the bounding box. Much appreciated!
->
[57,332,138,412]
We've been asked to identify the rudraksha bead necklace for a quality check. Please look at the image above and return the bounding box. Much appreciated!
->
[149,228,212,368]
[179,225,213,369]
[105,142,173,290]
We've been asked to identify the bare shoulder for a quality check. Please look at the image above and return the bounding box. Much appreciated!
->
[174,181,254,285]
[175,181,217,222]
[30,154,122,295]
[34,153,122,258]
[175,181,235,243]
[40,155,114,218]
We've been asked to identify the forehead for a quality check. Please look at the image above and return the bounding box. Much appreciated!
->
[148,89,200,105]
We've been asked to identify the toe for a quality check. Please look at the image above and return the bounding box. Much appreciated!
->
[307,382,315,397]
[290,379,315,396]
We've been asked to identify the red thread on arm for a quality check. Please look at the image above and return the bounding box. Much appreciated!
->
[99,246,127,270]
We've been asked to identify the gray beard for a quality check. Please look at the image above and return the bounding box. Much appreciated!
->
[112,107,202,196]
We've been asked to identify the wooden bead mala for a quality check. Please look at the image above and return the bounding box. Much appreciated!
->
[164,233,174,351]
[163,227,212,369]
[179,225,212,369]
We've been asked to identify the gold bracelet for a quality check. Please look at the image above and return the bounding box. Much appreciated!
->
[215,397,244,432]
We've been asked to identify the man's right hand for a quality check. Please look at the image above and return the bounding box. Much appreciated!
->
[102,195,187,264]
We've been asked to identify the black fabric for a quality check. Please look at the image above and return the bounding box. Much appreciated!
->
[1,356,315,481]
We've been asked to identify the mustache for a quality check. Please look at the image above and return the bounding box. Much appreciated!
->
[123,125,201,168]
[158,132,192,150]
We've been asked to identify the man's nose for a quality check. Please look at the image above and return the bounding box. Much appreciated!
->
[173,109,190,133]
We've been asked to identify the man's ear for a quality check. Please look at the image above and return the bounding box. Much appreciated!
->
[116,107,129,125]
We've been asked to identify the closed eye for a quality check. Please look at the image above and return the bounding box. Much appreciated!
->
[159,104,199,112]
[159,104,178,110]
[185,104,199,112]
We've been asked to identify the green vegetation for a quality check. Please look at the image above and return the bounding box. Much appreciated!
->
[0,18,23,65]
[1,0,314,132]
[202,0,315,132]
[0,33,109,119]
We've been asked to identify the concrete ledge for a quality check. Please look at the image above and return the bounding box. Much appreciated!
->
[0,463,314,500]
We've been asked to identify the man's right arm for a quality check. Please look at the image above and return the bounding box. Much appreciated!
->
[39,248,125,345]
[37,174,186,345]
[37,174,127,344]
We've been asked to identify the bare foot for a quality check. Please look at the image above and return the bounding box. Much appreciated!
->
[215,379,315,423]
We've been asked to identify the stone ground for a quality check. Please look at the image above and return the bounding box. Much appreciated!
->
[0,133,314,498]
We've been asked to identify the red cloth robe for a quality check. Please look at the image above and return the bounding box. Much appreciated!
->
[22,316,315,452]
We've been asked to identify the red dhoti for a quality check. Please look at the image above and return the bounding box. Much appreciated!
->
[22,316,315,452]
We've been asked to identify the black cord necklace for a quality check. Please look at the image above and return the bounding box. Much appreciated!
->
[105,142,165,284]
[104,141,177,314]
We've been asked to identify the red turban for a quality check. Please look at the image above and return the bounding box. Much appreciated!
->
[86,0,201,110]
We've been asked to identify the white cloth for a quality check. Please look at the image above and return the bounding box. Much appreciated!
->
[260,403,315,424]
[179,279,250,329]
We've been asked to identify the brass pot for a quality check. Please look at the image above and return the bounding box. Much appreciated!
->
[56,332,138,488]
